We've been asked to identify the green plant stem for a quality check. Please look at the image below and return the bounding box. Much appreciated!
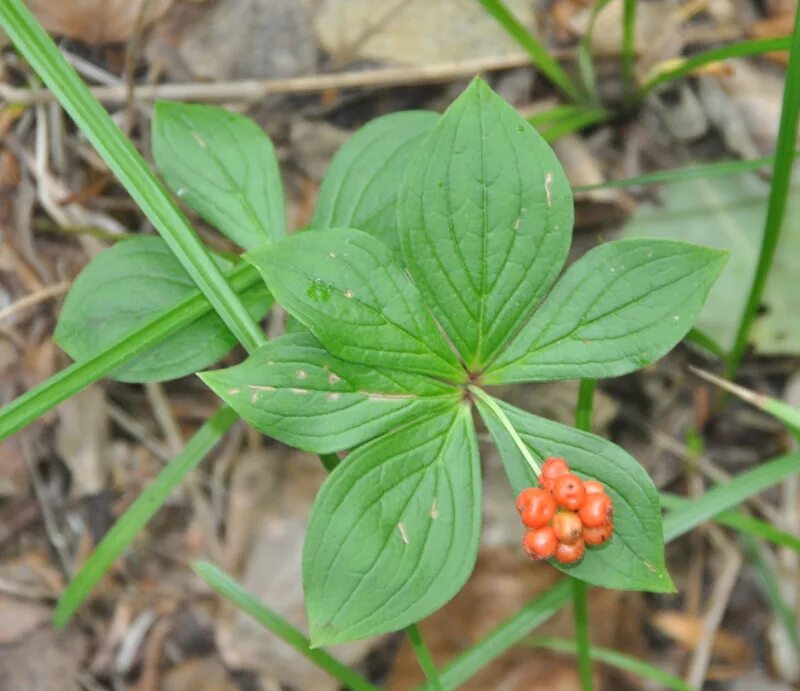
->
[577,0,614,106]
[622,0,637,94]
[573,379,595,691]
[407,623,443,691]
[725,3,800,378]
[638,36,791,97]
[528,637,694,691]
[477,0,584,103]
[0,0,265,354]
[55,405,238,626]
[572,579,594,691]
[469,385,539,475]
[0,264,262,441]
[194,562,379,691]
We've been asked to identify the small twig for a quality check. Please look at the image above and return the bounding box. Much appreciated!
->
[0,53,546,105]
[685,529,742,688]
[0,281,69,323]
[144,382,183,454]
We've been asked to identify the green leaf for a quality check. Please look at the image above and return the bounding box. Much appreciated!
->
[312,110,438,252]
[153,102,285,249]
[620,173,800,355]
[55,236,272,383]
[200,332,460,454]
[246,228,463,380]
[485,238,727,384]
[0,0,266,354]
[475,395,673,593]
[398,77,573,370]
[304,404,480,645]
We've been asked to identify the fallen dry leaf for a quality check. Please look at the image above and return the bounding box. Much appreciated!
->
[0,595,51,644]
[26,0,173,44]
[651,610,753,663]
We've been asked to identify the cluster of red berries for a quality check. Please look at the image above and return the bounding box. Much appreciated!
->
[516,457,614,564]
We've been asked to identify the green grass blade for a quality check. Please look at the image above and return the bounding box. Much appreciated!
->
[622,0,637,93]
[194,562,379,691]
[0,0,265,353]
[690,366,800,433]
[639,36,792,96]
[477,0,584,103]
[528,105,585,127]
[685,328,726,359]
[577,0,614,106]
[421,580,573,690]
[0,264,261,441]
[529,637,694,691]
[407,624,443,691]
[660,494,800,552]
[726,4,800,377]
[573,152,799,193]
[741,535,800,653]
[54,405,239,627]
[662,451,800,542]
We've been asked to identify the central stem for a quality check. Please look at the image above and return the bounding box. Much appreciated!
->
[468,385,540,476]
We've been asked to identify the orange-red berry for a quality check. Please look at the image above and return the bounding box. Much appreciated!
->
[551,511,583,544]
[523,527,557,560]
[517,488,556,529]
[555,538,585,564]
[584,521,614,545]
[579,493,613,528]
[552,473,587,511]
[583,480,606,495]
[539,457,569,491]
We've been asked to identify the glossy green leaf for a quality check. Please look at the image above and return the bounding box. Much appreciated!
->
[200,331,459,454]
[304,405,480,645]
[246,228,463,380]
[54,237,272,383]
[476,395,673,592]
[153,102,285,248]
[312,110,438,252]
[398,77,573,369]
[485,238,727,383]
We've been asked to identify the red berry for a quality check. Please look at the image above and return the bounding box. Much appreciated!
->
[523,527,557,560]
[584,521,614,545]
[552,511,583,544]
[583,480,605,495]
[552,473,587,511]
[517,488,556,529]
[555,538,585,564]
[539,457,569,492]
[579,493,613,528]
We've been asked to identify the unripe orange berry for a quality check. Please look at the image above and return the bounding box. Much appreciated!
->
[552,473,586,511]
[517,488,556,529]
[539,457,569,492]
[584,521,614,545]
[552,511,583,544]
[583,480,605,495]
[555,538,585,564]
[579,493,613,528]
[523,527,557,560]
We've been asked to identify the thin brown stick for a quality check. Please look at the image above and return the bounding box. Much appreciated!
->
[0,53,544,105]
[0,281,70,323]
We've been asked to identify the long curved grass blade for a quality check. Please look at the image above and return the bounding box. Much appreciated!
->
[407,624,443,691]
[640,36,792,95]
[529,637,694,691]
[0,0,265,353]
[54,406,239,627]
[726,1,800,377]
[622,0,637,92]
[0,264,261,441]
[194,562,379,691]
[577,0,614,106]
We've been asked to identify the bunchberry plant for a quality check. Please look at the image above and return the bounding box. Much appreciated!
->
[55,78,726,646]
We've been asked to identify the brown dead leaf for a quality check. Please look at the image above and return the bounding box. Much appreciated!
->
[161,658,239,691]
[26,0,173,44]
[748,16,794,64]
[0,626,87,691]
[651,610,753,663]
